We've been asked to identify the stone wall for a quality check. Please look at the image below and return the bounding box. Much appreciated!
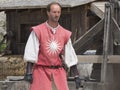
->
[0,55,26,80]
[0,11,6,38]
[0,81,83,90]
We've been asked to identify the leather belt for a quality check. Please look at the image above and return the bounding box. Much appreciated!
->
[38,65,63,69]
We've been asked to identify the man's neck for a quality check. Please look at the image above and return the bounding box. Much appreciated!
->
[47,20,58,28]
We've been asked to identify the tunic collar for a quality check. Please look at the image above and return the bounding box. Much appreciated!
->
[46,21,59,34]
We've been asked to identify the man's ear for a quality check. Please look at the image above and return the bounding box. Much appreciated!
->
[47,11,49,16]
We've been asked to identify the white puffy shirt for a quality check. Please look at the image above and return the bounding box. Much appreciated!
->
[24,25,78,67]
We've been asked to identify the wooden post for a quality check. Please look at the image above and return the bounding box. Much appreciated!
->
[100,3,111,90]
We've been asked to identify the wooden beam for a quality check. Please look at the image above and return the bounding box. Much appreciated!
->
[112,17,120,45]
[91,1,120,19]
[74,31,103,54]
[101,3,111,87]
[73,19,104,54]
[77,55,120,63]
[90,2,106,19]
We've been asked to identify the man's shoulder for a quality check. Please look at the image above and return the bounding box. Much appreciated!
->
[59,26,72,38]
[32,22,46,29]
[30,22,46,33]
[59,25,71,33]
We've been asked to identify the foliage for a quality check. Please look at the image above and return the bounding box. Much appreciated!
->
[0,43,6,52]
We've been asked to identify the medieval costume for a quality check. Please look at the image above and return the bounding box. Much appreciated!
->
[24,22,78,90]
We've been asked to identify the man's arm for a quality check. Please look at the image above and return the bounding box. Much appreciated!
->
[24,62,33,83]
[70,65,81,89]
[64,39,78,67]
[23,31,40,83]
[70,65,79,77]
[24,31,40,63]
[64,39,81,89]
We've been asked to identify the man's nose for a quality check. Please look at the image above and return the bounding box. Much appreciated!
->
[55,12,60,16]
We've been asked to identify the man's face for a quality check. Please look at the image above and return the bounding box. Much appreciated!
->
[47,4,61,22]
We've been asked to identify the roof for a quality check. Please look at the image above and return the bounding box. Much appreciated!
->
[0,0,96,10]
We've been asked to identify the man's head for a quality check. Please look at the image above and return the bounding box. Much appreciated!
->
[46,2,62,23]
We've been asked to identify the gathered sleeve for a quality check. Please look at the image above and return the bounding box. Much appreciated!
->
[64,39,78,68]
[23,31,40,63]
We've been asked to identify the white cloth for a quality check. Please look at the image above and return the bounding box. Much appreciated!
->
[24,31,39,63]
[64,39,78,67]
[24,29,78,67]
[46,21,59,34]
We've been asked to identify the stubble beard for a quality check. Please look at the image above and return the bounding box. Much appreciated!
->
[52,15,60,22]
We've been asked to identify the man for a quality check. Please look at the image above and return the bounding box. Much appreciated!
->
[24,2,81,90]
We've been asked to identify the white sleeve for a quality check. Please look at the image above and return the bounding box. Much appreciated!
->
[64,39,78,68]
[23,31,40,63]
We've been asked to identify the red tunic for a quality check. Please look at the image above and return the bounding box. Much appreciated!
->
[30,22,71,90]
[31,22,71,66]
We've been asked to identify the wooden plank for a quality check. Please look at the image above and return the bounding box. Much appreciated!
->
[71,6,87,43]
[101,3,111,87]
[73,19,104,54]
[91,1,120,19]
[112,17,120,44]
[77,55,120,63]
[90,2,106,19]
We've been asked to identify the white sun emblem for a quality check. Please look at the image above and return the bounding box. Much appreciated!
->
[46,39,61,56]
